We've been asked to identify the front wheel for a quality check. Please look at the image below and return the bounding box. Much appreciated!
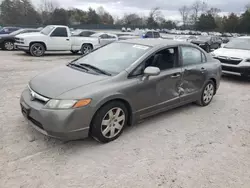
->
[81,44,93,55]
[91,101,128,143]
[30,43,45,57]
[3,41,14,51]
[196,81,215,106]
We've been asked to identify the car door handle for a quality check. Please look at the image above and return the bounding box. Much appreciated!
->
[66,39,69,41]
[171,73,181,78]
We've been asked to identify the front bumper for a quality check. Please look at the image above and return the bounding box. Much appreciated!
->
[15,44,29,51]
[20,88,94,140]
[221,64,250,77]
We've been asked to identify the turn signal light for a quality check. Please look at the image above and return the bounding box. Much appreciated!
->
[73,99,92,108]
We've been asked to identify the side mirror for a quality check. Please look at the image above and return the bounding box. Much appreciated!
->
[142,66,160,80]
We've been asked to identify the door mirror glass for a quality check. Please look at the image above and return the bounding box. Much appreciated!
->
[144,66,160,76]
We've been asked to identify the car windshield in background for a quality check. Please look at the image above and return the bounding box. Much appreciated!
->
[41,26,54,35]
[90,33,102,37]
[224,38,250,50]
[197,36,211,40]
[9,29,24,35]
[72,42,151,74]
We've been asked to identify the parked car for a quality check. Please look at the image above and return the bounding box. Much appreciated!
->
[191,35,222,52]
[15,25,113,56]
[142,31,161,38]
[174,35,198,42]
[71,29,96,37]
[0,27,20,34]
[220,36,230,44]
[20,39,221,142]
[90,32,118,47]
[211,36,250,78]
[127,28,132,32]
[121,27,126,32]
[0,28,40,50]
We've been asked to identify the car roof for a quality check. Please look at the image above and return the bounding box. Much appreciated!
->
[119,38,191,47]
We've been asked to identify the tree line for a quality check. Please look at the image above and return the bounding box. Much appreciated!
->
[0,0,250,33]
[179,0,250,33]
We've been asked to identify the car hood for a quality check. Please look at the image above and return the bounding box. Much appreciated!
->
[213,48,250,59]
[16,32,43,38]
[29,66,108,99]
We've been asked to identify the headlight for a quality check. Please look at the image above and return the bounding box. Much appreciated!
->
[210,52,216,57]
[45,99,91,109]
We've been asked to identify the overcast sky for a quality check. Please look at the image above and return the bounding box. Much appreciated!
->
[33,0,249,20]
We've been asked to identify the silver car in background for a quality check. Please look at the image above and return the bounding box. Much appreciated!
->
[20,39,221,143]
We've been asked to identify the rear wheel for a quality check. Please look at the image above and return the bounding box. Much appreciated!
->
[81,44,93,55]
[196,81,215,106]
[30,43,45,57]
[91,101,128,143]
[3,41,14,51]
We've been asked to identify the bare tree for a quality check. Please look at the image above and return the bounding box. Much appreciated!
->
[39,0,59,24]
[179,5,190,28]
[190,0,208,25]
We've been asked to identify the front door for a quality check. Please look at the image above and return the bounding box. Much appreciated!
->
[129,47,182,118]
[47,27,71,51]
[180,46,207,103]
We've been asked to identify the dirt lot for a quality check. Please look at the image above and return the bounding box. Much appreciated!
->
[0,50,250,188]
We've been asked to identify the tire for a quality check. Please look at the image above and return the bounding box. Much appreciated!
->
[196,80,215,106]
[81,44,93,55]
[29,43,45,57]
[3,41,14,51]
[70,50,79,54]
[91,101,128,143]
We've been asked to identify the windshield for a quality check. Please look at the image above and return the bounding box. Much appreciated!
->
[41,26,54,35]
[224,38,250,50]
[72,42,151,74]
[9,29,24,35]
[197,36,211,40]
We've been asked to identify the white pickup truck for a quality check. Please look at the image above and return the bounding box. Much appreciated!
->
[15,25,118,57]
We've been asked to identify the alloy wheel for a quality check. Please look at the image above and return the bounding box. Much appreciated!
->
[32,45,43,56]
[4,42,14,50]
[82,45,92,54]
[203,83,214,104]
[101,107,125,139]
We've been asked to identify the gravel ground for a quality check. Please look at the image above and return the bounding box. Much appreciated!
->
[1,51,250,188]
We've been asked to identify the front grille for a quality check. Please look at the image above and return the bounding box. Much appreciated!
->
[215,56,242,65]
[15,37,24,44]
[29,117,44,130]
[222,66,241,73]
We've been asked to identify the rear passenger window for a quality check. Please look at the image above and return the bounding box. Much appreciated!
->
[51,27,68,37]
[153,32,160,38]
[182,47,202,66]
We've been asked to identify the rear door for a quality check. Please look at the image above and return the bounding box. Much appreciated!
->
[99,34,111,46]
[179,46,208,103]
[47,27,71,50]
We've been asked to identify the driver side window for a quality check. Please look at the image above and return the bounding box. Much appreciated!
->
[130,47,179,77]
[51,27,68,37]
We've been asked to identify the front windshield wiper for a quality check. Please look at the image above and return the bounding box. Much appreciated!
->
[79,63,111,76]
[68,63,89,72]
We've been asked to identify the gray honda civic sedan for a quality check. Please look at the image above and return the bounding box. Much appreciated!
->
[20,39,222,143]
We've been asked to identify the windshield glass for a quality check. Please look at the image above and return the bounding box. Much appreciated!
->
[224,38,250,50]
[197,36,211,40]
[41,26,54,35]
[73,42,151,74]
[9,29,24,35]
[72,29,83,36]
